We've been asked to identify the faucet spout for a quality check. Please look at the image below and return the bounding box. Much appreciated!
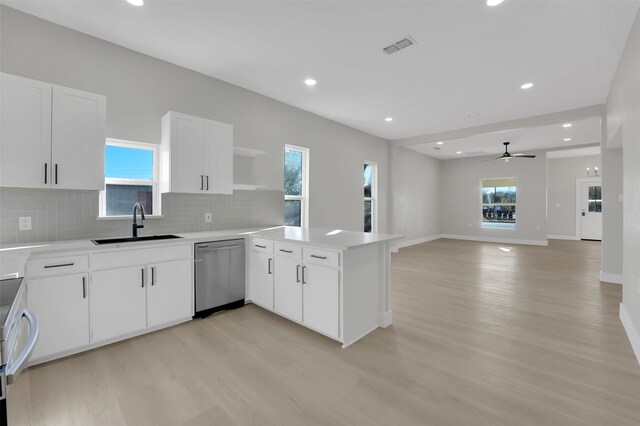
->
[132,203,146,238]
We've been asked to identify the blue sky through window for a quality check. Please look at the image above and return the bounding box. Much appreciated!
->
[105,145,153,180]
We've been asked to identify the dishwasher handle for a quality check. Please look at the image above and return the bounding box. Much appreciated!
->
[196,244,244,253]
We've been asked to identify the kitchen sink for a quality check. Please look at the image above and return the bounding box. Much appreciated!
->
[91,234,183,245]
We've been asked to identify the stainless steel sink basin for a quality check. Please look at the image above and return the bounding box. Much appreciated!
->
[91,234,183,245]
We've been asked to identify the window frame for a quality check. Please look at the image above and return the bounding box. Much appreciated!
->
[364,161,378,233]
[481,177,517,230]
[99,138,161,218]
[284,144,309,228]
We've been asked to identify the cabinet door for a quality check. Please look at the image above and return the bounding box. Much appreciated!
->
[249,251,274,310]
[147,259,192,328]
[0,73,52,188]
[273,257,302,322]
[203,119,233,194]
[28,273,89,360]
[91,266,147,343]
[169,112,205,193]
[51,85,106,190]
[303,264,340,339]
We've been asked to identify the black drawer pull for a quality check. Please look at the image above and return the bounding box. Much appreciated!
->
[310,255,327,260]
[44,262,74,269]
[279,249,293,253]
[255,244,267,249]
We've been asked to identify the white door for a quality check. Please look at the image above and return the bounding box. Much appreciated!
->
[302,263,340,339]
[91,265,147,342]
[147,259,192,327]
[249,252,274,310]
[51,85,106,190]
[170,112,205,193]
[273,257,303,322]
[203,119,233,194]
[0,73,52,188]
[28,273,89,360]
[580,182,602,241]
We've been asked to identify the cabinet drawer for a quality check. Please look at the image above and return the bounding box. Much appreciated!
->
[274,242,302,259]
[303,247,340,268]
[92,245,191,270]
[251,238,273,253]
[26,255,89,277]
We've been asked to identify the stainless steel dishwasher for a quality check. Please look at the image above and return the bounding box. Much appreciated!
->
[194,239,245,318]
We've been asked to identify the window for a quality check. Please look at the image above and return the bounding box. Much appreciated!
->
[364,161,377,232]
[588,186,602,212]
[482,177,516,230]
[100,139,160,217]
[284,145,308,227]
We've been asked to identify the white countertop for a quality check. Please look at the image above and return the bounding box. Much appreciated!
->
[252,226,402,250]
[0,226,401,279]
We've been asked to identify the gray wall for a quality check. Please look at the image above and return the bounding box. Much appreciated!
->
[547,155,601,238]
[0,6,390,236]
[389,147,441,243]
[440,151,548,244]
[601,143,623,278]
[0,188,283,245]
[606,11,640,345]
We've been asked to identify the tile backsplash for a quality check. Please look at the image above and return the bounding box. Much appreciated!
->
[0,188,284,245]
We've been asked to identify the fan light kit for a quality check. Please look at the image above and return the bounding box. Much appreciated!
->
[489,142,536,162]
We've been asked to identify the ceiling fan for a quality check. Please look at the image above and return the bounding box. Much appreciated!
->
[489,142,536,162]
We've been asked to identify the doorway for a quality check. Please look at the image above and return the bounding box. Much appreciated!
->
[576,177,602,240]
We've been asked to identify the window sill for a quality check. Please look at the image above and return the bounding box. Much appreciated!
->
[482,223,516,230]
[96,215,164,221]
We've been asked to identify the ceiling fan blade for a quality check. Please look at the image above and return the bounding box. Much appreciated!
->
[512,154,536,158]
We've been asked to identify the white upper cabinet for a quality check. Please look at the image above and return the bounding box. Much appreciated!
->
[160,111,233,194]
[51,85,106,190]
[0,73,52,188]
[0,73,106,190]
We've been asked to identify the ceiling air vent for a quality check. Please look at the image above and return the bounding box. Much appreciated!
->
[383,35,416,55]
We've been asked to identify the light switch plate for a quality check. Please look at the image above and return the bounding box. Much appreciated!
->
[205,212,212,223]
[19,216,32,231]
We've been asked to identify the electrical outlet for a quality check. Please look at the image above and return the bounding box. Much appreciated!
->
[18,216,32,231]
[205,212,212,223]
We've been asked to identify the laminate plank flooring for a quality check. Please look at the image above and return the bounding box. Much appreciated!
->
[25,239,640,425]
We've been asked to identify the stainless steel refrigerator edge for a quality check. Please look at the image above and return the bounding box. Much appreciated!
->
[194,240,245,318]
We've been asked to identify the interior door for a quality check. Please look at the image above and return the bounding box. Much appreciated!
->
[580,182,602,241]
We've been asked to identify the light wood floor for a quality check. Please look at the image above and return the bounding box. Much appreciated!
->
[24,239,640,425]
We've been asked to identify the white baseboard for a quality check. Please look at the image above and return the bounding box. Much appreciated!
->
[547,234,579,241]
[440,234,548,246]
[391,234,443,251]
[620,303,640,367]
[600,271,623,284]
[379,310,393,328]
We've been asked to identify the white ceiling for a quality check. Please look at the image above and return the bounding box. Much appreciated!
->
[408,116,602,160]
[4,1,638,141]
[546,146,601,159]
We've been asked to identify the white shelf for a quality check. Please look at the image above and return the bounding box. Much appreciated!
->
[233,184,266,191]
[233,146,266,157]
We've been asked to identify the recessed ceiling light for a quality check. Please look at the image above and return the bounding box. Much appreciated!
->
[520,82,534,90]
[487,0,504,6]
[564,138,572,142]
[126,0,144,6]
[562,123,572,128]
[437,141,444,145]
[385,117,393,122]
[304,78,317,86]
[456,151,463,154]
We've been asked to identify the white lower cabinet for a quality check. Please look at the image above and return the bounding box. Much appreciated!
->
[90,265,147,343]
[27,273,89,360]
[249,251,274,310]
[251,238,341,341]
[147,259,192,328]
[302,263,340,339]
[273,257,302,322]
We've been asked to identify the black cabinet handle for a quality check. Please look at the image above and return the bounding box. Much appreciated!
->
[141,268,145,288]
[82,276,86,299]
[310,255,327,260]
[44,163,48,184]
[296,264,301,283]
[206,175,209,190]
[268,258,272,274]
[302,265,307,284]
[44,262,74,269]
[151,267,155,286]
[255,244,266,249]
[279,249,293,254]
[55,164,58,184]
[200,175,204,190]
